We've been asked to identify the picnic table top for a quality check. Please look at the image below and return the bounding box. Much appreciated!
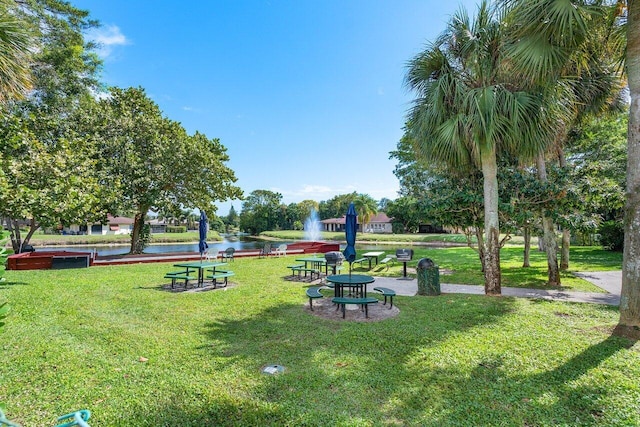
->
[326,274,375,285]
[362,251,385,257]
[295,257,326,263]
[174,261,227,269]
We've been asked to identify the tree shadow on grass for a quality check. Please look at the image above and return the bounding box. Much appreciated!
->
[0,279,29,290]
[392,316,637,425]
[117,294,516,425]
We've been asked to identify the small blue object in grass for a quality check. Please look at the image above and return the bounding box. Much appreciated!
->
[56,409,91,427]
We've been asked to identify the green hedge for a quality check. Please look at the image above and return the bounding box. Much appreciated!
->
[166,225,187,233]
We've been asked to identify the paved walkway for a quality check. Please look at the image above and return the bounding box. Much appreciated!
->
[370,271,622,306]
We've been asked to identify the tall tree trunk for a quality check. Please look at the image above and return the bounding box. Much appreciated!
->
[557,146,570,270]
[536,154,561,286]
[615,0,640,339]
[4,218,39,253]
[6,218,22,253]
[523,226,531,268]
[560,229,570,270]
[130,212,146,255]
[481,146,501,295]
[466,227,486,272]
[21,219,40,251]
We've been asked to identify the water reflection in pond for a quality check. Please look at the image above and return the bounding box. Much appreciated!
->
[38,238,390,257]
[39,238,292,257]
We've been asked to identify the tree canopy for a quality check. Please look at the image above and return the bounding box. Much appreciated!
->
[79,87,242,253]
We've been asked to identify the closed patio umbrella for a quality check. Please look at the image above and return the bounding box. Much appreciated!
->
[343,203,357,275]
[198,209,208,262]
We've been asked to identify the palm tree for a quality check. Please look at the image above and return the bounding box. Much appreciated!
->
[405,0,555,295]
[502,0,626,286]
[501,0,639,338]
[0,1,32,101]
[353,194,377,233]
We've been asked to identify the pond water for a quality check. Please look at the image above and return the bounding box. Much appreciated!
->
[39,239,298,257]
[35,237,397,257]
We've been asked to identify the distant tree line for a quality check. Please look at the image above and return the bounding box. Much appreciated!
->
[233,190,381,236]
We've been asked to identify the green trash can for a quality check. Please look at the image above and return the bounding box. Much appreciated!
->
[417,258,440,296]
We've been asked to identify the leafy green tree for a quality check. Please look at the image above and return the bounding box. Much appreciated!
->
[298,200,319,220]
[239,190,282,235]
[209,215,225,234]
[81,87,241,253]
[318,193,357,220]
[0,118,111,252]
[503,0,626,284]
[502,0,640,337]
[567,111,627,223]
[378,198,392,212]
[385,196,423,233]
[0,0,108,252]
[405,1,554,294]
[281,203,302,230]
[223,205,239,232]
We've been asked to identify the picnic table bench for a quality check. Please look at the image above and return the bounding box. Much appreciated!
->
[164,270,195,289]
[306,287,324,309]
[378,256,395,271]
[332,296,378,318]
[352,258,367,268]
[206,270,234,287]
[373,286,396,308]
[289,265,320,281]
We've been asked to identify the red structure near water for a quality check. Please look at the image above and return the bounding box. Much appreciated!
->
[7,251,94,270]
[286,241,339,254]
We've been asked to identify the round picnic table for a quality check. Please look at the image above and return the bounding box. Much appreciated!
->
[326,274,375,298]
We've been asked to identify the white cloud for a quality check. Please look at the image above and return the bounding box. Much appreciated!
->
[87,25,129,59]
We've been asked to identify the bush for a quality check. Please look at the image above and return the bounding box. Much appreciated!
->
[166,225,187,233]
[598,220,624,251]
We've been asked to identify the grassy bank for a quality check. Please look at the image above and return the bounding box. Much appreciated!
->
[367,246,621,292]
[0,248,635,426]
[261,230,474,244]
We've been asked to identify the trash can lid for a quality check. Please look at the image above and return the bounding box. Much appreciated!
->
[417,258,435,268]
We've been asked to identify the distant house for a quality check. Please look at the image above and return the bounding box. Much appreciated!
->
[321,216,347,232]
[90,215,134,235]
[362,213,393,234]
[148,218,168,234]
[320,212,393,234]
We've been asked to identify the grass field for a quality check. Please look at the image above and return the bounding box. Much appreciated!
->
[0,247,637,426]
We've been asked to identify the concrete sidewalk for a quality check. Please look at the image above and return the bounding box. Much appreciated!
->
[370,271,622,306]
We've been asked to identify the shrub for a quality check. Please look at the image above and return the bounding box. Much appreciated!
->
[598,220,624,251]
[166,225,187,233]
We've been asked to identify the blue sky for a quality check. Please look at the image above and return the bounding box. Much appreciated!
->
[74,1,477,215]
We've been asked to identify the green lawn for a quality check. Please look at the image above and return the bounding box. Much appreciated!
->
[358,246,622,292]
[0,249,636,426]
